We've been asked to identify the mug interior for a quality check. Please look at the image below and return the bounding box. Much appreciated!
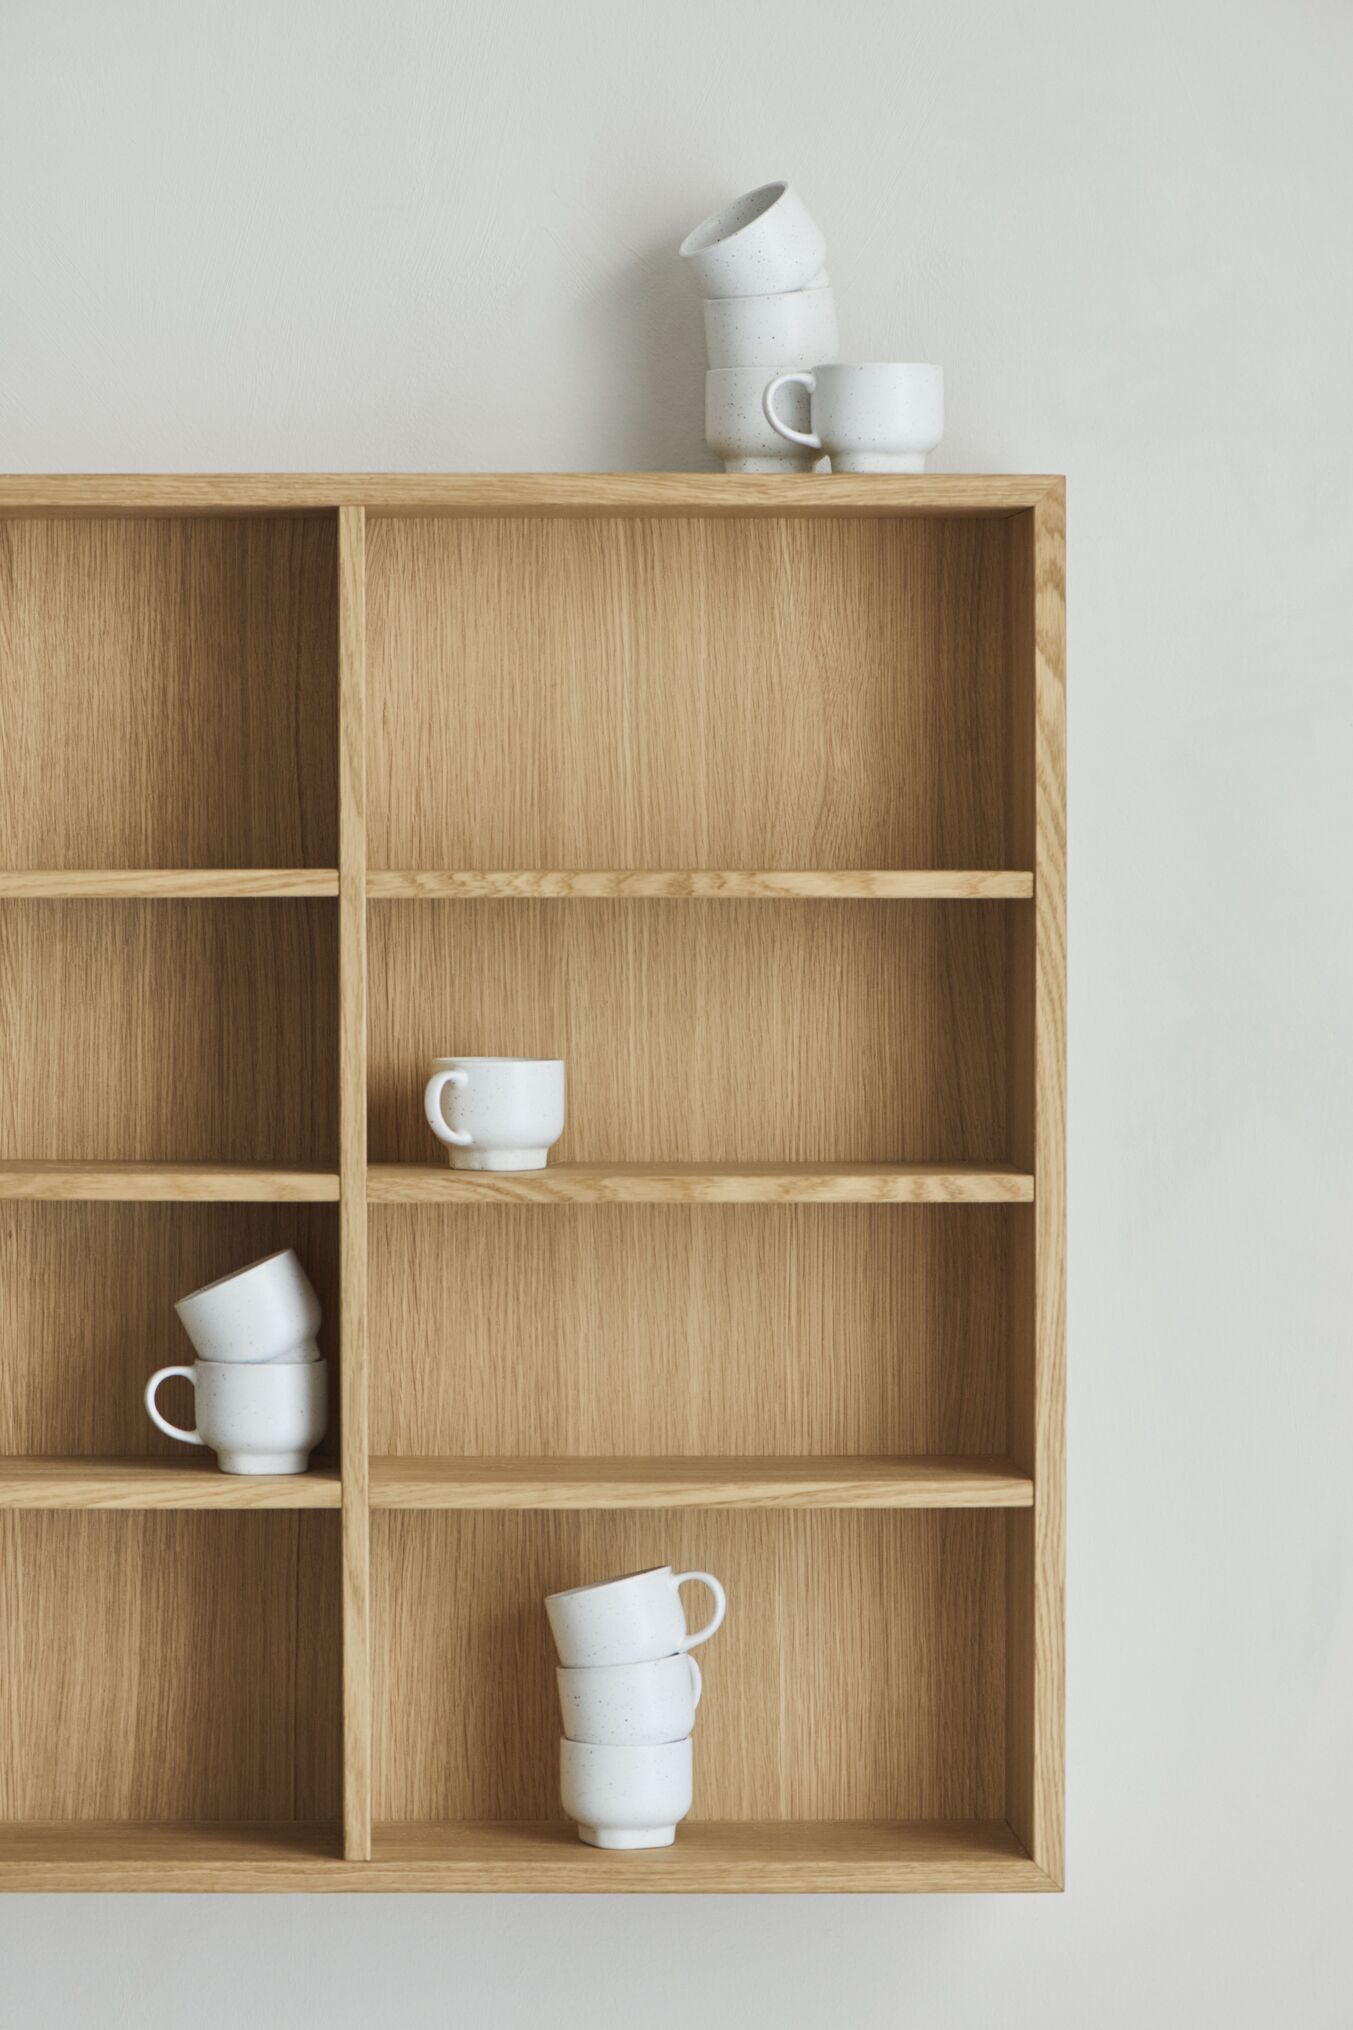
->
[431,1056,563,1067]
[547,1565,666,1603]
[180,1248,292,1304]
[680,181,785,254]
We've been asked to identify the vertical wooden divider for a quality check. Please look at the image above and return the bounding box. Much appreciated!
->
[338,506,371,1859]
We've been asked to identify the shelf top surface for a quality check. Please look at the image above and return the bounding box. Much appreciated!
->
[0,473,1064,519]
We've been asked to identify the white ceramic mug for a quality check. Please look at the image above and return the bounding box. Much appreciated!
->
[145,1358,328,1475]
[706,367,816,474]
[174,1248,321,1364]
[546,1565,726,1668]
[560,1737,694,1850]
[763,362,945,473]
[423,1056,565,1171]
[702,281,839,369]
[680,180,826,298]
[557,1653,702,1747]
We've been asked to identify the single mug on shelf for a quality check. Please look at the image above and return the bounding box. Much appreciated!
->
[174,1247,322,1364]
[557,1652,703,1747]
[546,1564,727,1669]
[706,366,818,473]
[560,1736,694,1850]
[762,361,945,473]
[679,180,826,298]
[145,1357,328,1475]
[423,1055,565,1171]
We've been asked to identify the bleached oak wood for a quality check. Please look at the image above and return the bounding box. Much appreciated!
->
[0,870,339,899]
[367,1161,1032,1204]
[0,473,1062,518]
[367,870,1033,900]
[369,1457,1033,1510]
[337,506,372,1862]
[0,1458,341,1509]
[372,1510,1005,1825]
[0,1819,1051,1894]
[0,1163,339,1201]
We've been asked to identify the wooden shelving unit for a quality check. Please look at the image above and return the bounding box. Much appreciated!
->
[0,471,1065,1893]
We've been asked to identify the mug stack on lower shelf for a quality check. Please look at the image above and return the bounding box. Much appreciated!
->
[547,1564,727,1849]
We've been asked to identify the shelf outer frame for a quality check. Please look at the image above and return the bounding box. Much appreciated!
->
[0,472,1065,1895]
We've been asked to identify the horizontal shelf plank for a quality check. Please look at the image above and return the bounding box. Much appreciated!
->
[0,869,339,899]
[0,473,1062,520]
[370,1456,1034,1510]
[0,1819,1049,1894]
[0,1163,341,1202]
[0,1458,341,1510]
[368,870,1033,900]
[368,1162,1034,1205]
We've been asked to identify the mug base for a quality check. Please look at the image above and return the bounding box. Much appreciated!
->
[577,1825,678,1850]
[215,1449,313,1475]
[721,455,815,474]
[830,451,929,474]
[449,1148,550,1172]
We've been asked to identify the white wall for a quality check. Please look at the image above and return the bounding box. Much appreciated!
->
[3,1,1351,2023]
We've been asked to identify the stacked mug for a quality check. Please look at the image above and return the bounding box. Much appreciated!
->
[547,1565,727,1849]
[144,1248,329,1475]
[682,180,838,473]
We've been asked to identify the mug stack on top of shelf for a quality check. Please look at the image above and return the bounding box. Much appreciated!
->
[681,180,838,472]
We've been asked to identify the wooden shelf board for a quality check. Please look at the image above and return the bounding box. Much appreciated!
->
[0,869,339,899]
[370,1456,1033,1511]
[367,1162,1033,1205]
[0,1458,342,1510]
[0,1819,1048,1893]
[367,870,1034,900]
[0,1163,341,1202]
[0,473,1063,520]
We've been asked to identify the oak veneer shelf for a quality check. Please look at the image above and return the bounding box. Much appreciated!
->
[0,472,1064,1895]
[0,1458,342,1510]
[368,1162,1034,1205]
[368,870,1034,900]
[370,1457,1033,1510]
[0,870,339,899]
[0,1164,341,1202]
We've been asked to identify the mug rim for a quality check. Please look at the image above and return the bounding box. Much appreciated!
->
[556,1652,690,1683]
[178,1248,295,1304]
[807,360,941,374]
[431,1055,563,1067]
[547,1565,668,1604]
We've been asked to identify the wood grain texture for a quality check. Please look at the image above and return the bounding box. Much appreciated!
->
[369,1457,1032,1510]
[369,900,1013,1165]
[0,474,1063,518]
[367,516,1011,869]
[0,1513,340,1820]
[367,1162,1032,1204]
[0,870,340,899]
[370,1203,1010,1458]
[0,1202,339,1457]
[1004,491,1067,1885]
[0,1163,339,1201]
[0,1818,1051,1894]
[0,517,336,868]
[368,871,1033,899]
[337,505,372,1860]
[372,1510,1005,1823]
[0,902,337,1165]
[0,1458,341,1509]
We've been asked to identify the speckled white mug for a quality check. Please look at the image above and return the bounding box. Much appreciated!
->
[706,367,816,474]
[680,180,826,298]
[560,1737,694,1850]
[424,1056,565,1171]
[145,1358,328,1475]
[557,1652,702,1746]
[763,362,945,473]
[702,280,839,369]
[174,1248,321,1364]
[546,1565,726,1668]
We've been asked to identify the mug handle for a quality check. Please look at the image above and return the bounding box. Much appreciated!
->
[763,371,822,451]
[424,1067,473,1147]
[144,1366,204,1447]
[674,1571,726,1651]
[686,1653,703,1710]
